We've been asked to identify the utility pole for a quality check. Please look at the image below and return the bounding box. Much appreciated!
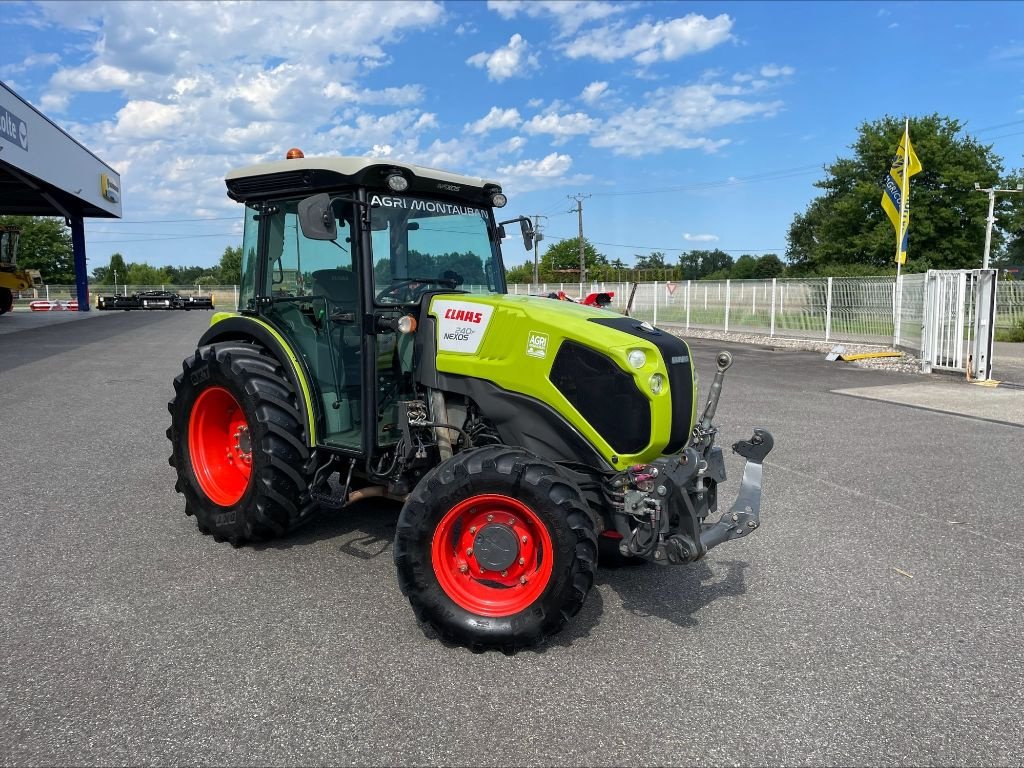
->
[530,215,547,285]
[568,193,591,290]
[974,182,1024,269]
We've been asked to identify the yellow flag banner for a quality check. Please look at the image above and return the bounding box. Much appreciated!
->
[880,125,922,264]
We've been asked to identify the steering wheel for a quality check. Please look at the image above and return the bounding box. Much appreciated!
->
[376,275,460,304]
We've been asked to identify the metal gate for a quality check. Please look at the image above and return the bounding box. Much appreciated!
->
[921,269,997,380]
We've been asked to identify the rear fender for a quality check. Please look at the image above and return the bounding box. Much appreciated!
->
[198,314,318,446]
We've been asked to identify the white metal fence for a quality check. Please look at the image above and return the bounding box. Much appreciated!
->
[15,276,1024,366]
[510,275,1024,353]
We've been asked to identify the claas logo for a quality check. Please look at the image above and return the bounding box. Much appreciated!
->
[444,308,483,323]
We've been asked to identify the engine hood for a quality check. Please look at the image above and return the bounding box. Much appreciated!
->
[423,293,696,468]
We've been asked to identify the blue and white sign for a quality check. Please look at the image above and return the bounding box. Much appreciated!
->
[0,105,28,151]
[0,81,121,217]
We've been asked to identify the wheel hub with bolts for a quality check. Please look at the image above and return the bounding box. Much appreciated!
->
[471,523,520,572]
[430,494,553,617]
[232,425,252,465]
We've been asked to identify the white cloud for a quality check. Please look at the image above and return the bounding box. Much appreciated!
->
[498,153,572,178]
[563,14,733,64]
[487,0,626,35]
[466,34,539,81]
[323,82,424,106]
[760,64,795,78]
[522,111,599,144]
[580,81,609,105]
[683,233,719,242]
[496,152,591,193]
[21,1,450,226]
[113,100,185,139]
[464,106,522,135]
[50,63,146,94]
[590,82,783,157]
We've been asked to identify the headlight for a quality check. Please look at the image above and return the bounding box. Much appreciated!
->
[627,349,647,369]
[386,173,409,192]
[649,373,664,394]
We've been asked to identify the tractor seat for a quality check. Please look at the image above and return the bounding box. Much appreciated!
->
[311,269,357,306]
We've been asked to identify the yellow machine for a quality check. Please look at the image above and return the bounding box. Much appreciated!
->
[0,225,43,314]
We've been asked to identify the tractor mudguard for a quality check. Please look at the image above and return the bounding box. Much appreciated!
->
[198,314,319,446]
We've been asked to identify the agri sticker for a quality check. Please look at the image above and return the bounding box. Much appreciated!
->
[526,331,548,359]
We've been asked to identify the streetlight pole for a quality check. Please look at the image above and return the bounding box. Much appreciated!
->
[113,269,118,297]
[974,183,1024,270]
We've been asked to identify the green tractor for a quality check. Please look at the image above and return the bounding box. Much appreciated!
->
[167,151,773,651]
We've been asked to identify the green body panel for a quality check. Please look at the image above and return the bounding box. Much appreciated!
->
[428,294,696,469]
[207,312,318,446]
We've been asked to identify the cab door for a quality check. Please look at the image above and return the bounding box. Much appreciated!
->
[258,200,363,451]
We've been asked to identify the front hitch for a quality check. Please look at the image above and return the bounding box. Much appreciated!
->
[697,429,773,553]
[607,348,775,566]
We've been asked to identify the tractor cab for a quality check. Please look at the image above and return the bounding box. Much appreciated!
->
[221,152,533,456]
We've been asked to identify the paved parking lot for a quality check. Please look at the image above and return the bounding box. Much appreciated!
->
[1,310,1021,766]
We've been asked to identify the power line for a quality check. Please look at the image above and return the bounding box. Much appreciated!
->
[87,216,238,225]
[87,232,238,244]
[973,118,1024,133]
[545,230,783,253]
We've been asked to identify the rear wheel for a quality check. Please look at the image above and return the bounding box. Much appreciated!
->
[0,287,13,315]
[394,445,597,652]
[167,341,318,545]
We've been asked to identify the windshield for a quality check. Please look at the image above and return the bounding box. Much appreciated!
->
[369,193,503,304]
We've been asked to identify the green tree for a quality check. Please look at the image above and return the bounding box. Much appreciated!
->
[731,254,758,279]
[218,245,243,283]
[125,262,171,285]
[0,215,74,283]
[538,237,606,280]
[995,171,1024,267]
[786,114,1003,274]
[753,254,786,279]
[505,262,533,283]
[682,249,733,279]
[634,251,668,270]
[105,253,128,285]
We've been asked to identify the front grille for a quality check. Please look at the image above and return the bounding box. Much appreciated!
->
[549,341,650,455]
[587,317,695,454]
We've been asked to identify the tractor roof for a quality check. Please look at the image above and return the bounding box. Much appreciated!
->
[225,155,501,203]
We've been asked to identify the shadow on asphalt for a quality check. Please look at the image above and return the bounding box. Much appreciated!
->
[253,497,400,556]
[598,557,749,629]
[255,498,744,648]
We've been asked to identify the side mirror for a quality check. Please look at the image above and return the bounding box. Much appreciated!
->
[520,218,534,251]
[298,193,337,241]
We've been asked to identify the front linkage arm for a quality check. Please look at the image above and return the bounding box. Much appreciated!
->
[607,351,775,565]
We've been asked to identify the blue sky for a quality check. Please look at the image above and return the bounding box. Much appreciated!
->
[3,0,1024,275]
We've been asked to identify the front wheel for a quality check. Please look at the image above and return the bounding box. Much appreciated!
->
[394,446,597,652]
[0,287,13,315]
[167,341,318,545]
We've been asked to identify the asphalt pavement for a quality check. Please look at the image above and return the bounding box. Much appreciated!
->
[1,310,1021,766]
